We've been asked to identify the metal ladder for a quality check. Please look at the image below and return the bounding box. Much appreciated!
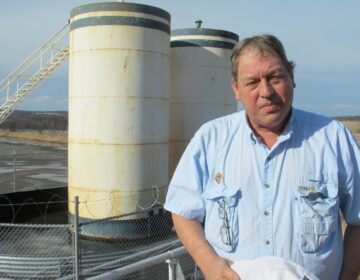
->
[0,23,70,125]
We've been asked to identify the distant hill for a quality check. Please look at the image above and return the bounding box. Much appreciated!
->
[0,110,68,131]
[335,116,360,121]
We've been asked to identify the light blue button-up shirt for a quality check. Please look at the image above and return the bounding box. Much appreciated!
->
[165,108,360,280]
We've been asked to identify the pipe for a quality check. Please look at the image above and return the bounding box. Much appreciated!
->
[58,239,181,280]
[88,246,187,280]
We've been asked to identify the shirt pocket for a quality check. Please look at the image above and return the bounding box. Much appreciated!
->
[294,176,339,253]
[201,184,240,252]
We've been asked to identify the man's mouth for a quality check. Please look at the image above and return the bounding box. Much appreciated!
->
[261,102,279,113]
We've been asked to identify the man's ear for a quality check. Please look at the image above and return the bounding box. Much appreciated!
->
[231,79,241,101]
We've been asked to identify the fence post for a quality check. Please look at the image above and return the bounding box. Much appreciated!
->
[166,258,177,280]
[12,149,16,192]
[194,265,199,280]
[74,196,80,280]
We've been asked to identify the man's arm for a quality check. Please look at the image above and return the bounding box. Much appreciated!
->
[339,225,360,280]
[172,213,240,280]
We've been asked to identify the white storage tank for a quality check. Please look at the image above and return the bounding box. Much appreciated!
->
[169,26,239,177]
[68,2,171,238]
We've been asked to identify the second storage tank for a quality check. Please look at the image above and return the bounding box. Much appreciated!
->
[169,27,239,177]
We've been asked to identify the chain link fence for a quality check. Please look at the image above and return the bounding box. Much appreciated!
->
[71,202,196,280]
[0,198,197,280]
[0,144,198,279]
[0,223,74,278]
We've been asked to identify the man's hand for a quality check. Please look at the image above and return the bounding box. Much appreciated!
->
[202,257,240,280]
[171,213,240,280]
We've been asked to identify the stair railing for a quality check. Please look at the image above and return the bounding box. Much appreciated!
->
[0,22,70,121]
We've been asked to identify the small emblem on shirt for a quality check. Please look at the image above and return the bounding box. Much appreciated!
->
[214,172,223,184]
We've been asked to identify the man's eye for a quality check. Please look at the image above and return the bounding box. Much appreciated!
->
[270,75,284,82]
[246,80,258,87]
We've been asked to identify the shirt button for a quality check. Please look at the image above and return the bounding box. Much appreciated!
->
[264,183,270,188]
[264,210,270,216]
[265,240,270,245]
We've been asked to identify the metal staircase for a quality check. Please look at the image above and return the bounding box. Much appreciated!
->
[0,23,70,125]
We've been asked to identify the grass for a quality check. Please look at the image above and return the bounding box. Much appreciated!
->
[341,119,360,142]
[0,129,67,145]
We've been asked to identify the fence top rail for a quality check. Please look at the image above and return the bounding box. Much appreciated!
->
[58,239,182,280]
[0,222,69,228]
[0,255,73,262]
[88,246,187,280]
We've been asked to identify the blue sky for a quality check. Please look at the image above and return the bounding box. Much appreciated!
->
[0,0,359,117]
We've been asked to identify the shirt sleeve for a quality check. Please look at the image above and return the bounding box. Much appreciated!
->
[164,129,208,223]
[338,125,360,225]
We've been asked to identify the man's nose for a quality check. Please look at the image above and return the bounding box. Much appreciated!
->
[259,80,274,98]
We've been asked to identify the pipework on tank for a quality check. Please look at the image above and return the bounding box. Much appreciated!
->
[195,20,203,28]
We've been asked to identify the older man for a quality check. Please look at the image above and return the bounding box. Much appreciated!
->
[165,34,360,280]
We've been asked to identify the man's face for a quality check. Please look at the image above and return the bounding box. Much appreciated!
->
[231,48,294,133]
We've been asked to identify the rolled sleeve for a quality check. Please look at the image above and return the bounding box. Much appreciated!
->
[164,131,208,223]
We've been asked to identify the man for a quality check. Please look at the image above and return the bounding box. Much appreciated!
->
[164,34,360,280]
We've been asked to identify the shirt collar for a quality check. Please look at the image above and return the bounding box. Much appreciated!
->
[243,112,258,145]
[245,108,294,145]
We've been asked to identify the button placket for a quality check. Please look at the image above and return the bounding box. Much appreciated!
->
[261,152,274,255]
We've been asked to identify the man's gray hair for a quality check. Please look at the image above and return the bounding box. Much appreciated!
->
[231,34,295,83]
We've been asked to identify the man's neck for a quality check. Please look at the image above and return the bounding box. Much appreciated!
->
[254,130,280,149]
[246,112,292,149]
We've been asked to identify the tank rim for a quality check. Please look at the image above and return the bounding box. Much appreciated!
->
[71,2,171,22]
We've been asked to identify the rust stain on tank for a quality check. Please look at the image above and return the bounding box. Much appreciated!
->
[123,56,129,70]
